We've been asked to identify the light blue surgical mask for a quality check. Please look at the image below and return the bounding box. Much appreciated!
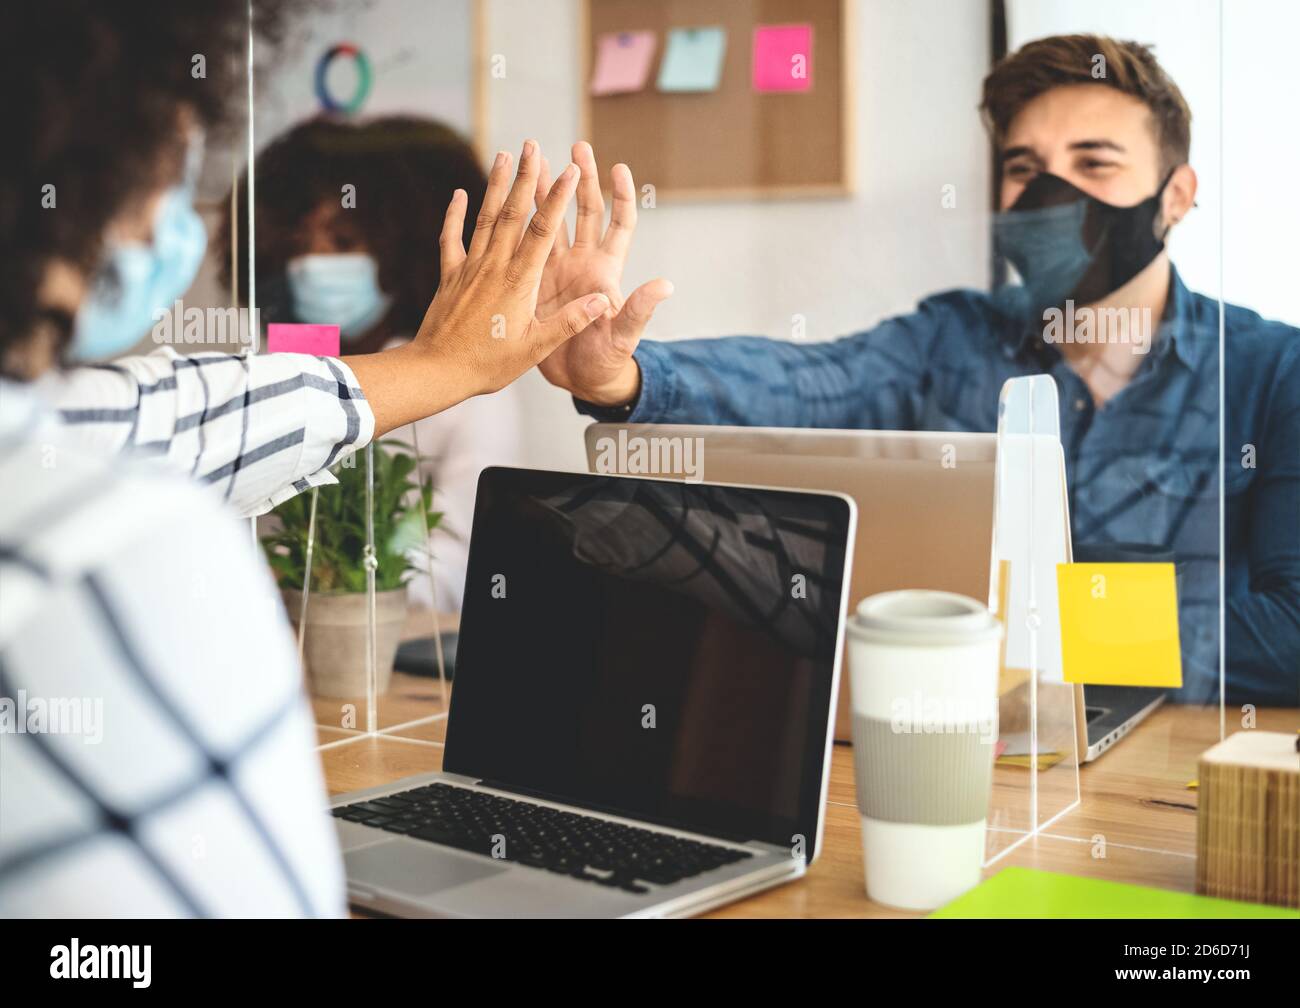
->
[71,186,208,361]
[286,253,391,342]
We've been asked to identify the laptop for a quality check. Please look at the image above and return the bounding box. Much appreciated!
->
[584,423,1160,763]
[331,466,856,917]
[585,424,995,742]
[1076,684,1166,761]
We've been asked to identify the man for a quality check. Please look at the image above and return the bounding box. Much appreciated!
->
[537,36,1299,706]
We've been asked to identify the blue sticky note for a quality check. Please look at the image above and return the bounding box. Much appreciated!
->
[657,27,727,93]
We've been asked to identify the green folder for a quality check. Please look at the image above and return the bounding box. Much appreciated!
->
[931,867,1300,919]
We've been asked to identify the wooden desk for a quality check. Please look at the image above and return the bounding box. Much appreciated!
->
[317,694,1297,918]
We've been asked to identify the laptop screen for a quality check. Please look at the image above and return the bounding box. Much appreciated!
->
[444,468,852,860]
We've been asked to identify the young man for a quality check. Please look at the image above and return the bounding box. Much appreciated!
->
[538,36,1299,707]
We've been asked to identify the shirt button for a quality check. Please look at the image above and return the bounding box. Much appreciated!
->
[1074,398,1087,411]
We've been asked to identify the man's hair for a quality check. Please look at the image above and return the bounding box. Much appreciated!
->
[218,116,488,339]
[0,0,304,375]
[980,34,1192,175]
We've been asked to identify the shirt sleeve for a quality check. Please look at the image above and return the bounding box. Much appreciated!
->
[42,347,376,517]
[1224,336,1300,705]
[576,296,958,430]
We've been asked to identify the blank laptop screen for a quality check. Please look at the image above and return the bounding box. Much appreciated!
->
[444,468,852,859]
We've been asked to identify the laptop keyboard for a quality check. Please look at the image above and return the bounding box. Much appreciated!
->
[332,782,753,894]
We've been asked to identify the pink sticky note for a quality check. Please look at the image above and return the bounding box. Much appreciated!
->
[590,30,657,96]
[267,323,340,357]
[752,24,813,92]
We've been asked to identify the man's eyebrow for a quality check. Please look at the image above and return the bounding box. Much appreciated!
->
[1000,145,1042,163]
[1069,138,1127,154]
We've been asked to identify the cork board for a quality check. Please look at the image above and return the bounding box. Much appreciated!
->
[580,0,852,200]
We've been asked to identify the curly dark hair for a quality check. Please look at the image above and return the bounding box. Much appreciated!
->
[0,0,305,377]
[218,115,487,349]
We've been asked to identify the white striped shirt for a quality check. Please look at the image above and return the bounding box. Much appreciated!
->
[0,350,376,916]
[38,347,374,516]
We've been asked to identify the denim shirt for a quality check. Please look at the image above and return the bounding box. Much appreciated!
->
[579,267,1300,706]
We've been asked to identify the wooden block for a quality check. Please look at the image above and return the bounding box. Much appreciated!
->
[1196,731,1300,908]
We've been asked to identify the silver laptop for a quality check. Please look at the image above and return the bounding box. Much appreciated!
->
[584,423,1160,763]
[332,466,856,918]
[585,424,996,742]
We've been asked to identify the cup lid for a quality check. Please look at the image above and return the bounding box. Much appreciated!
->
[847,590,1002,646]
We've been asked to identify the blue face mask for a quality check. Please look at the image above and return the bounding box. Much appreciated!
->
[992,171,1170,320]
[286,253,392,342]
[72,185,208,361]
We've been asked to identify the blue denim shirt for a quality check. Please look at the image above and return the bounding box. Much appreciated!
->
[579,267,1300,705]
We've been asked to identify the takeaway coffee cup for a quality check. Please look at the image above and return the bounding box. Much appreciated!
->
[846,590,1003,911]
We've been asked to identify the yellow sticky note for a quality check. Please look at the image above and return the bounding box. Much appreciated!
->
[1056,562,1182,688]
[997,752,1066,771]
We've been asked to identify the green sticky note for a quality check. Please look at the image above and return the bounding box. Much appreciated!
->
[931,868,1300,918]
[657,27,727,92]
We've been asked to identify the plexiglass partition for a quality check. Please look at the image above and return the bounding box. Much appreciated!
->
[259,441,450,744]
[245,0,481,750]
[986,375,1081,863]
[218,0,1295,883]
[995,0,1243,870]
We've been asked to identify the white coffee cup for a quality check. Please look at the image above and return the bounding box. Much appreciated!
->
[845,589,1002,911]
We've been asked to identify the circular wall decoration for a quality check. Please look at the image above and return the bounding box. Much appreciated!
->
[314,43,372,115]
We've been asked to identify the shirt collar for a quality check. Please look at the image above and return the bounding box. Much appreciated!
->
[1157,266,1206,371]
[994,263,1205,371]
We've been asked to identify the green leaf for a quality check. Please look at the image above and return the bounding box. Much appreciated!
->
[387,506,429,557]
[260,441,441,594]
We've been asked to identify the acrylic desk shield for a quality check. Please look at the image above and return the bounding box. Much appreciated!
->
[245,0,481,752]
[299,435,447,748]
[257,329,450,749]
[986,375,1081,863]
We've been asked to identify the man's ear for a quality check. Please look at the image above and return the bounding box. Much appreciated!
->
[1161,163,1198,232]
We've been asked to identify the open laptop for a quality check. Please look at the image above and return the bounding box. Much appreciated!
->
[584,423,1160,762]
[331,466,856,917]
[586,424,995,742]
[1076,685,1165,761]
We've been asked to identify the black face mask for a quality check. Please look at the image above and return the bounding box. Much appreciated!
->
[992,170,1174,317]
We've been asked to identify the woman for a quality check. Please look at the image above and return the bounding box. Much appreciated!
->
[0,1,609,916]
[220,116,522,611]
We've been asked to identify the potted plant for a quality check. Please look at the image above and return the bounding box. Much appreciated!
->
[261,442,440,698]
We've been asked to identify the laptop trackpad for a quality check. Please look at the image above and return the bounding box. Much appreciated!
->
[345,839,508,896]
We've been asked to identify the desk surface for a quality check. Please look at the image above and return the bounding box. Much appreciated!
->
[316,684,1296,918]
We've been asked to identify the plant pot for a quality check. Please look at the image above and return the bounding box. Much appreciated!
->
[281,587,408,699]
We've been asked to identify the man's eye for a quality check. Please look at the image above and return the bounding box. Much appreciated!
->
[1005,164,1035,178]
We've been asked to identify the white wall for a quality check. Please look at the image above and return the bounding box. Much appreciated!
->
[1222,0,1300,325]
[252,0,476,152]
[483,0,993,471]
